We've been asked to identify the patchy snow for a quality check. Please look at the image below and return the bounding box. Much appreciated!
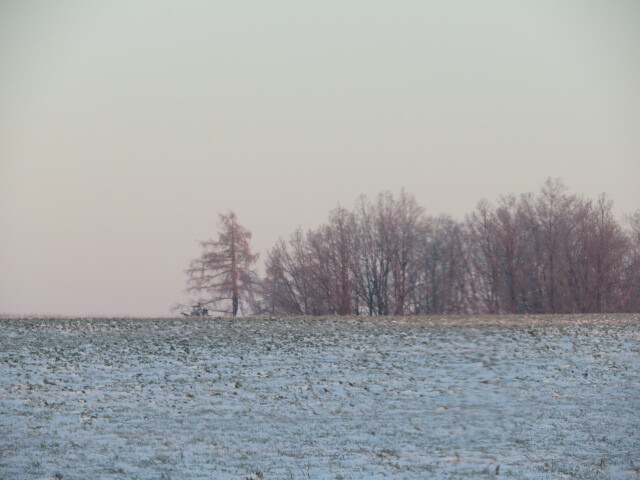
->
[1,315,639,479]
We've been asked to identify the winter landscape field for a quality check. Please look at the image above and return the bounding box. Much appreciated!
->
[1,315,639,480]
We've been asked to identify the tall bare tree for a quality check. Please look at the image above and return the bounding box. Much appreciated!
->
[354,192,397,315]
[261,229,316,315]
[622,210,640,312]
[186,211,258,317]
[533,178,576,312]
[389,190,423,315]
[417,215,470,314]
[308,206,359,315]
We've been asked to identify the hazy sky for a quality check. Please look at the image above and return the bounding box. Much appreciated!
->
[1,1,639,316]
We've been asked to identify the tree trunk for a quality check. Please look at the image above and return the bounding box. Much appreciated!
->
[232,293,239,317]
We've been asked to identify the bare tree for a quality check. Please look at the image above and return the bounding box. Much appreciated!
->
[582,195,630,312]
[389,190,423,315]
[533,178,577,312]
[307,206,359,315]
[261,229,316,315]
[354,195,383,315]
[417,215,470,314]
[622,210,640,311]
[185,211,258,317]
[466,199,503,313]
[354,192,399,315]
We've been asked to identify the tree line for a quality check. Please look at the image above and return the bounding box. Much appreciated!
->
[180,179,640,316]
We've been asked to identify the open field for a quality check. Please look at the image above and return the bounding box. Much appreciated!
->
[1,315,639,479]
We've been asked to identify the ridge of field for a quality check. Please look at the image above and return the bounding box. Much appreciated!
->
[1,315,639,479]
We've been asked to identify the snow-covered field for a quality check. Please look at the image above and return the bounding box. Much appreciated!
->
[1,315,639,480]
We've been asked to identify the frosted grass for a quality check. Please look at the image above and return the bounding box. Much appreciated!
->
[1,315,639,479]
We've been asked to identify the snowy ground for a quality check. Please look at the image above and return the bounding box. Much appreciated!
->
[1,315,639,480]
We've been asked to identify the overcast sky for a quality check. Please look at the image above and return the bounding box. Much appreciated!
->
[1,1,639,316]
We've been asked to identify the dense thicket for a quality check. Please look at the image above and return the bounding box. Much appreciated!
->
[253,180,640,315]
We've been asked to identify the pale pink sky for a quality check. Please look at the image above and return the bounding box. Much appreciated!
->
[1,1,639,316]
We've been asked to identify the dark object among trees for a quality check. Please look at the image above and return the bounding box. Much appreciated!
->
[180,302,209,317]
